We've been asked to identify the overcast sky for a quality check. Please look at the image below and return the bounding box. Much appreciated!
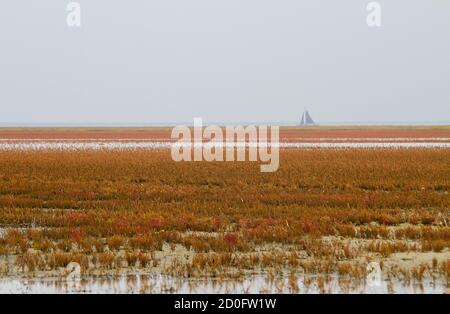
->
[0,1,449,125]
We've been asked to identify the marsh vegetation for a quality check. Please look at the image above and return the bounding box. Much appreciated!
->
[0,148,449,293]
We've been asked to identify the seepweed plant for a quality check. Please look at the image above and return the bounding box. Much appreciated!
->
[0,148,448,281]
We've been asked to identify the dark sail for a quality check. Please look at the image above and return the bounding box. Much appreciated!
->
[305,111,315,124]
[300,110,315,126]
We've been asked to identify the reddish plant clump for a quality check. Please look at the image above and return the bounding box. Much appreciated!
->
[224,234,238,247]
[70,228,84,242]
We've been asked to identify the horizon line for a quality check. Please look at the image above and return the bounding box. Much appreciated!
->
[1,121,450,128]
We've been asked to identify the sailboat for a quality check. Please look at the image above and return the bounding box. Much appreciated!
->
[300,110,315,126]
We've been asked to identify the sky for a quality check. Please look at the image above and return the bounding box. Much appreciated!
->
[0,1,449,125]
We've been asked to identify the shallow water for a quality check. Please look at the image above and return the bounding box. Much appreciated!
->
[0,274,446,294]
[0,141,449,150]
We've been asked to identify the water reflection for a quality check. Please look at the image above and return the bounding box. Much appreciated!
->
[0,274,446,294]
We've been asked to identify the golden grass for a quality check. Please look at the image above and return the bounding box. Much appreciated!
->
[0,148,448,279]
